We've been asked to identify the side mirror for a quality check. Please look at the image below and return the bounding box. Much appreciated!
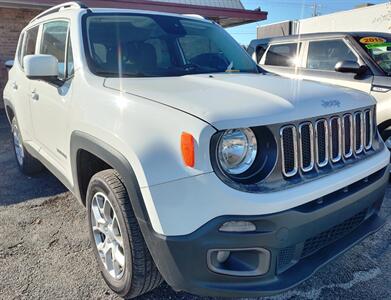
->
[335,60,368,77]
[5,60,14,70]
[23,54,61,84]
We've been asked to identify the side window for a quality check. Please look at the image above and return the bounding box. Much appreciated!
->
[306,40,358,71]
[17,32,25,66]
[22,26,39,68]
[66,38,74,77]
[40,21,69,79]
[264,43,300,67]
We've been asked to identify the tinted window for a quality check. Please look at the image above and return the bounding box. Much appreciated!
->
[22,26,39,67]
[85,14,258,77]
[264,43,300,67]
[40,21,69,78]
[307,40,357,71]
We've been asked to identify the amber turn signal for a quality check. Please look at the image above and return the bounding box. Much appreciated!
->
[181,132,195,167]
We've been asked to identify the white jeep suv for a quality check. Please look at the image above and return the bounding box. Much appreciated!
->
[3,2,390,298]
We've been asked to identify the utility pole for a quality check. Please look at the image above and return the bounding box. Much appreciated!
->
[311,2,321,17]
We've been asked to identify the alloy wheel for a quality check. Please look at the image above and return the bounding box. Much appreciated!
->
[90,192,125,280]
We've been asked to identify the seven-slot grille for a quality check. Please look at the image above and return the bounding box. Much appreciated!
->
[280,109,374,177]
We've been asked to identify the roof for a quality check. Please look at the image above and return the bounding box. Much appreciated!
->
[0,0,267,27]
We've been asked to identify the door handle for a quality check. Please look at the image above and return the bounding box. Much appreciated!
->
[12,82,18,90]
[31,91,39,101]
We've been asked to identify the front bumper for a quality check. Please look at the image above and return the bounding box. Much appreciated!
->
[142,166,388,297]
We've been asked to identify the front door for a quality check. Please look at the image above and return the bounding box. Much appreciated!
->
[300,39,373,93]
[29,20,73,171]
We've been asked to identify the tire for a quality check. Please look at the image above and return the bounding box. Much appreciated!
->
[11,117,44,175]
[86,169,163,299]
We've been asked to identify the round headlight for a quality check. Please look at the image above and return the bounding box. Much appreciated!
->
[217,128,257,175]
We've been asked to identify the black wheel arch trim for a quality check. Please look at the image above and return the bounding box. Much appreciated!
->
[3,98,15,125]
[70,131,173,280]
[70,130,152,228]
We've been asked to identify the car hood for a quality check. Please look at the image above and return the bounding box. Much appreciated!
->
[104,73,375,129]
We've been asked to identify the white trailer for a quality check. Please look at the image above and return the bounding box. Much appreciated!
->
[297,2,391,34]
[257,2,391,39]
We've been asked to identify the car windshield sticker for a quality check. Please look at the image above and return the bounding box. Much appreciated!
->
[366,42,391,49]
[360,37,387,44]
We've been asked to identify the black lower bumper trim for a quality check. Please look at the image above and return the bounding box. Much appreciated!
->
[140,166,388,297]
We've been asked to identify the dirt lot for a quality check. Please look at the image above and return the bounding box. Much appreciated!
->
[1,109,391,300]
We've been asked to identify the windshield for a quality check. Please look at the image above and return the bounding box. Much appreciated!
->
[356,35,391,76]
[83,13,258,77]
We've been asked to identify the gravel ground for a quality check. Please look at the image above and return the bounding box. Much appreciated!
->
[1,109,391,300]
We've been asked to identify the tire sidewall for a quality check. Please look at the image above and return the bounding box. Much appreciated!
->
[11,117,25,170]
[86,175,133,295]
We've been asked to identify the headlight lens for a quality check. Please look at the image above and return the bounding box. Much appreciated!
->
[217,128,257,175]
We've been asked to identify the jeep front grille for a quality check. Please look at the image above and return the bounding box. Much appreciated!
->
[280,109,374,178]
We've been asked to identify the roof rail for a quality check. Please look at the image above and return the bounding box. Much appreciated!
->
[29,1,88,24]
[182,14,205,20]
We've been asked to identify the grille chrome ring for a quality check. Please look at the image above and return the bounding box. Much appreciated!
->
[354,111,364,154]
[342,114,353,158]
[280,125,298,177]
[299,122,314,172]
[329,116,342,163]
[364,109,373,150]
[315,119,329,168]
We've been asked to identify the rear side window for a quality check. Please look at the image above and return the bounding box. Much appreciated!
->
[306,39,358,71]
[40,21,69,79]
[264,43,300,67]
[22,26,39,67]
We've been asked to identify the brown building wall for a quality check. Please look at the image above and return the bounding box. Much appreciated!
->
[0,7,40,109]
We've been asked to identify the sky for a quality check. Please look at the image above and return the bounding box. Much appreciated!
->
[227,0,390,45]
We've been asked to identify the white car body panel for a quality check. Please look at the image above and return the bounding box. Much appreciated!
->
[372,88,391,125]
[104,73,376,129]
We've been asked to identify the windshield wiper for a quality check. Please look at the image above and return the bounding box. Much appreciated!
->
[182,63,205,71]
[225,61,234,72]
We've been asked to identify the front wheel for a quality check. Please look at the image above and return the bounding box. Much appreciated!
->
[86,169,163,299]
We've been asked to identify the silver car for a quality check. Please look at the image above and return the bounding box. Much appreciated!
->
[248,32,391,153]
